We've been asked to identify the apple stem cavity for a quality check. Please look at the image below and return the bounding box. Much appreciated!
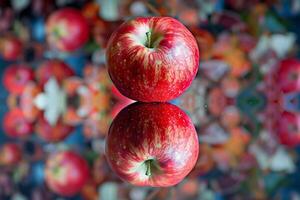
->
[145,159,152,177]
[145,31,152,48]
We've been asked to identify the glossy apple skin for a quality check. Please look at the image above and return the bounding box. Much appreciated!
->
[0,36,23,61]
[46,8,89,52]
[45,151,89,196]
[36,60,75,87]
[35,117,74,142]
[106,17,199,102]
[3,108,33,138]
[0,143,22,165]
[277,59,300,93]
[3,64,34,95]
[106,102,199,187]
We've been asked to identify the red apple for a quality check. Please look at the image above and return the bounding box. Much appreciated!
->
[35,117,74,142]
[276,111,300,147]
[0,36,23,61]
[0,143,22,165]
[106,17,199,102]
[2,64,34,94]
[106,102,199,187]
[277,59,300,93]
[45,150,89,196]
[3,108,33,138]
[46,8,89,52]
[36,60,74,87]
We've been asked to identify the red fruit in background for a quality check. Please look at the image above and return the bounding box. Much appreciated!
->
[277,59,300,93]
[2,64,34,95]
[106,17,199,102]
[0,36,23,61]
[106,102,199,187]
[3,108,33,138]
[20,81,42,122]
[0,143,22,165]
[35,117,74,142]
[36,60,74,87]
[46,8,89,52]
[276,111,300,147]
[45,150,89,196]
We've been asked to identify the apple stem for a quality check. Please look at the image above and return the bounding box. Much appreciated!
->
[145,159,152,177]
[146,31,151,48]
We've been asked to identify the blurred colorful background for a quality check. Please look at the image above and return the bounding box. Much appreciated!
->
[1,0,300,199]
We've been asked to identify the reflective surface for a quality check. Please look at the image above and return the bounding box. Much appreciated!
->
[0,0,300,199]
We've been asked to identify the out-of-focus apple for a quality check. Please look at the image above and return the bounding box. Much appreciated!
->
[35,117,74,142]
[45,150,89,196]
[106,102,199,187]
[3,64,34,95]
[0,36,23,61]
[277,59,300,93]
[277,111,300,147]
[106,17,199,102]
[35,60,74,87]
[0,143,22,165]
[3,108,33,138]
[46,8,89,52]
